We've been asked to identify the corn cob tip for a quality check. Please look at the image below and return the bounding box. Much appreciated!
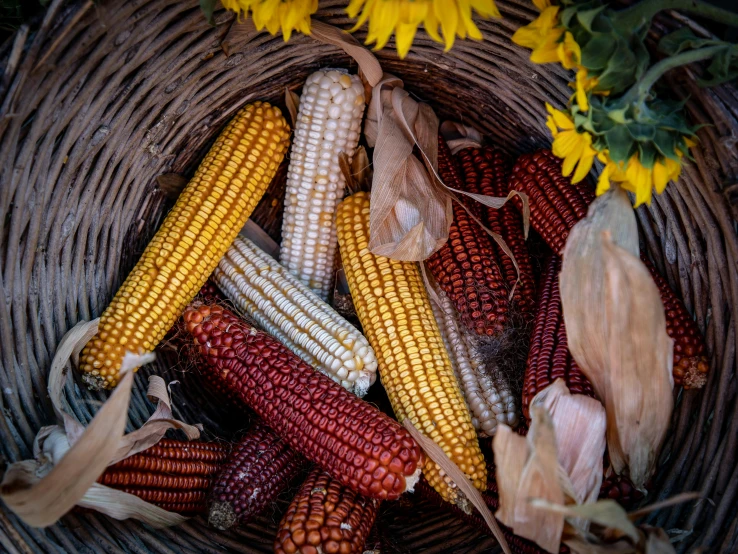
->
[677,358,709,389]
[208,501,237,531]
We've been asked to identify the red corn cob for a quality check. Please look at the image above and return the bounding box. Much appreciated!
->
[180,302,424,501]
[510,150,708,389]
[522,256,595,421]
[274,468,379,554]
[599,473,644,509]
[456,147,537,320]
[427,138,510,336]
[115,488,208,505]
[129,439,228,462]
[98,439,226,515]
[641,257,709,389]
[208,421,304,530]
[199,279,227,304]
[99,472,211,490]
[107,455,221,476]
[509,149,593,256]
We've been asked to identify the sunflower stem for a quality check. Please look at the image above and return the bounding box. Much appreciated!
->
[621,45,726,104]
[612,0,738,31]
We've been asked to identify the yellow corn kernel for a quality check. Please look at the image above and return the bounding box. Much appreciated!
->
[336,192,486,505]
[79,102,290,390]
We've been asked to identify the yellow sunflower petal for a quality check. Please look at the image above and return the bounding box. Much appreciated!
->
[626,156,653,206]
[395,22,419,58]
[367,1,400,50]
[423,7,443,43]
[572,147,596,183]
[575,69,590,112]
[533,0,551,10]
[652,159,670,194]
[557,31,580,70]
[346,0,367,18]
[596,163,612,196]
[435,0,459,50]
[549,105,574,130]
[546,115,559,138]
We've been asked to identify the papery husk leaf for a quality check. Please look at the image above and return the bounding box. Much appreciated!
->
[404,419,511,554]
[531,379,606,506]
[530,499,640,542]
[515,406,566,553]
[601,237,673,490]
[284,87,300,128]
[565,538,636,554]
[440,120,484,154]
[240,218,280,259]
[643,526,677,554]
[78,483,187,528]
[309,21,382,87]
[560,185,639,402]
[492,425,528,528]
[0,319,201,528]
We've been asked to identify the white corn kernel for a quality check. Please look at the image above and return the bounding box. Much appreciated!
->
[215,236,377,397]
[280,69,366,300]
[430,286,518,437]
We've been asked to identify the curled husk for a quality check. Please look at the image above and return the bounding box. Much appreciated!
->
[560,186,674,490]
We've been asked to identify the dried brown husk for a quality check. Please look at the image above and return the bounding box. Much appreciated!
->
[0,319,202,528]
[439,121,483,154]
[560,185,673,491]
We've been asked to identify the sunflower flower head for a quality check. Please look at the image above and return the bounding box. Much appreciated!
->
[512,6,564,64]
[545,103,597,183]
[347,0,500,58]
[224,0,318,41]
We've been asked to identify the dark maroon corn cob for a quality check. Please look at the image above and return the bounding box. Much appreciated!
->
[208,421,303,530]
[427,138,510,336]
[599,473,644,509]
[456,147,537,320]
[199,279,227,303]
[274,468,380,554]
[522,256,596,420]
[180,302,424,501]
[509,150,709,389]
[509,150,593,256]
[116,488,208,506]
[107,455,221,476]
[641,257,709,389]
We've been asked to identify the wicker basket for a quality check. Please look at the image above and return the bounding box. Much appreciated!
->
[1,1,737,552]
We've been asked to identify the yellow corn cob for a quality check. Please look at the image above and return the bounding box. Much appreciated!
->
[79,102,290,390]
[429,285,518,437]
[336,192,486,506]
[280,69,366,300]
[213,236,378,397]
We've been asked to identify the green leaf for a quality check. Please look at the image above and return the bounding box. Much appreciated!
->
[580,34,617,70]
[200,0,218,25]
[597,40,638,94]
[560,6,578,28]
[653,130,679,161]
[699,46,738,87]
[658,28,721,56]
[638,143,657,170]
[605,125,634,163]
[576,6,607,33]
[627,122,655,141]
[607,107,628,124]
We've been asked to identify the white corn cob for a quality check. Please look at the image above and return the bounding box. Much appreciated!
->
[214,236,378,397]
[430,286,518,436]
[280,69,366,300]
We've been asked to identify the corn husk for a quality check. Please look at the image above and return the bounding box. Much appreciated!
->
[0,319,202,528]
[493,380,607,553]
[439,121,483,154]
[560,185,673,490]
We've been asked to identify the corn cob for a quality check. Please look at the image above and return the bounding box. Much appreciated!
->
[336,192,486,505]
[181,302,423,501]
[79,101,290,389]
[280,69,366,300]
[522,256,595,421]
[208,421,303,530]
[199,279,227,304]
[274,468,379,554]
[426,138,510,337]
[509,150,709,389]
[509,149,593,256]
[599,473,644,509]
[430,284,517,437]
[98,439,226,515]
[456,147,537,320]
[641,257,709,389]
[213,236,378,397]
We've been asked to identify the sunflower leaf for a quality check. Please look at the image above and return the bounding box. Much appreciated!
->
[627,123,655,142]
[581,34,617,70]
[200,0,218,25]
[576,6,607,33]
[658,28,721,56]
[699,46,738,87]
[605,126,633,163]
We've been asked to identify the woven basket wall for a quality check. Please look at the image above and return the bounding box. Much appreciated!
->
[1,1,737,552]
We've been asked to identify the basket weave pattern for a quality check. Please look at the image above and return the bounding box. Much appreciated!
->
[1,1,737,552]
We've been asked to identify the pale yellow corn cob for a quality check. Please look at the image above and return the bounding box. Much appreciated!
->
[336,192,487,506]
[280,69,366,300]
[213,236,378,397]
[430,286,518,437]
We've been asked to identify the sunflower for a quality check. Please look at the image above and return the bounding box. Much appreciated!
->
[545,103,597,183]
[511,6,563,64]
[224,0,318,41]
[346,0,501,58]
[596,151,685,207]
